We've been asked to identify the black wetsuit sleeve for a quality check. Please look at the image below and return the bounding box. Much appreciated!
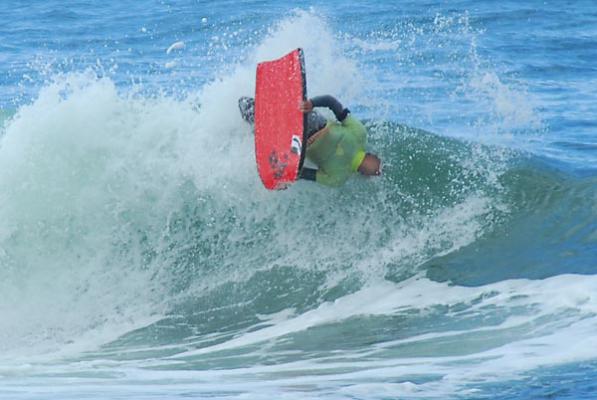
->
[300,167,317,182]
[310,95,350,122]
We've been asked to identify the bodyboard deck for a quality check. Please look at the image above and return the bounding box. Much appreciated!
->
[255,48,306,190]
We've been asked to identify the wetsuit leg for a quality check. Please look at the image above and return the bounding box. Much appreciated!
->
[300,167,317,181]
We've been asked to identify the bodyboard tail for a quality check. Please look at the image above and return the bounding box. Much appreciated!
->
[255,48,306,190]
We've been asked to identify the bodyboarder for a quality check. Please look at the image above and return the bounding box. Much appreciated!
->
[238,95,381,187]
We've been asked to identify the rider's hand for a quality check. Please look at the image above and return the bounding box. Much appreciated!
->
[300,100,313,113]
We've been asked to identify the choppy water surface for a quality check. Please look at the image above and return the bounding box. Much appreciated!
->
[1,1,596,399]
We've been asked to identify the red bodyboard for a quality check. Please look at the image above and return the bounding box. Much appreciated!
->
[255,48,306,190]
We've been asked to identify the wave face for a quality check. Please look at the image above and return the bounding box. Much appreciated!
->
[1,5,596,400]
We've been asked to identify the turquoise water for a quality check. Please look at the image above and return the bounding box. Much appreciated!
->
[1,1,596,399]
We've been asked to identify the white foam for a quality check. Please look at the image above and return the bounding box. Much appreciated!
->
[0,72,198,361]
[171,273,597,362]
[5,274,597,399]
[248,10,366,102]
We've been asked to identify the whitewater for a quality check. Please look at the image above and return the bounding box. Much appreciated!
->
[1,2,596,399]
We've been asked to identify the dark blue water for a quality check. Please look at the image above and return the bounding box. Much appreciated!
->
[1,1,595,399]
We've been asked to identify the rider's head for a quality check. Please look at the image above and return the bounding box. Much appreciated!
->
[358,153,382,176]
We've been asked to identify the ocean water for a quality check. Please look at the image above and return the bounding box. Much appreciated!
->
[0,1,596,399]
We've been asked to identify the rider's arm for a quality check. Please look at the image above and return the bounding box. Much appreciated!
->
[310,95,350,122]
